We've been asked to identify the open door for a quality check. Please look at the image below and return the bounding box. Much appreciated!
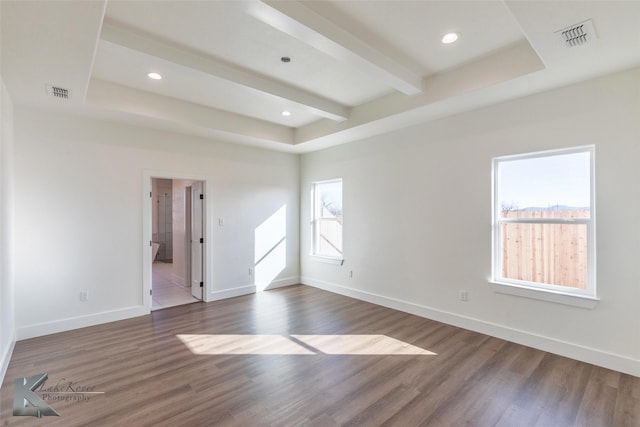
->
[190,181,204,300]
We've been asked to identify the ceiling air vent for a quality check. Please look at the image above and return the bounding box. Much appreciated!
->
[46,84,70,100]
[556,19,597,48]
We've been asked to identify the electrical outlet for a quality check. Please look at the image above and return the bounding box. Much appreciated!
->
[349,270,353,278]
[218,218,224,226]
[459,290,468,302]
[80,290,89,302]
[248,268,253,276]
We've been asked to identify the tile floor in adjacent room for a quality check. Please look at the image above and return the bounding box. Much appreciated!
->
[152,261,200,310]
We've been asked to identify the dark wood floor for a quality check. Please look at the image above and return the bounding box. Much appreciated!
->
[1,285,638,426]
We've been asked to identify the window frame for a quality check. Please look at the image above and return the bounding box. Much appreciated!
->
[311,179,343,261]
[491,146,597,304]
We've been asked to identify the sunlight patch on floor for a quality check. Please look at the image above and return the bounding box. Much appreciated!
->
[176,334,436,356]
[177,334,314,355]
[291,335,436,355]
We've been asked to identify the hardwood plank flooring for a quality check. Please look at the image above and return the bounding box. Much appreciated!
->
[1,285,638,426]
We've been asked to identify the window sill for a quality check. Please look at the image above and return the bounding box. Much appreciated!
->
[311,255,344,266]
[490,281,599,309]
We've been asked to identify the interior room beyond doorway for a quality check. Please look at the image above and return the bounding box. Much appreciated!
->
[151,178,202,310]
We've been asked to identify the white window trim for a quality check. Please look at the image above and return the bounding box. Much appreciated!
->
[491,145,597,306]
[311,179,343,261]
[489,281,599,308]
[311,255,344,265]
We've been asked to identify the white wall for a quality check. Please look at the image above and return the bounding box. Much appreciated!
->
[300,67,640,376]
[0,78,16,383]
[13,107,300,338]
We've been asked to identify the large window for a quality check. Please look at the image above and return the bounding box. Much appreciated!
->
[311,179,343,259]
[492,146,595,299]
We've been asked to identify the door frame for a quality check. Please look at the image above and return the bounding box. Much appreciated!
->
[185,185,192,292]
[142,170,212,311]
[189,181,204,300]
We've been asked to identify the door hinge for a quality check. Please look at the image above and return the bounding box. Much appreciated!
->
[150,191,152,198]
[149,240,152,247]
[199,238,204,244]
[199,194,204,200]
[199,282,203,288]
[150,289,153,295]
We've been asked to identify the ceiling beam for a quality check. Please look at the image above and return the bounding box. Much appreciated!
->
[100,22,349,122]
[245,0,424,96]
[87,79,295,146]
[294,41,545,149]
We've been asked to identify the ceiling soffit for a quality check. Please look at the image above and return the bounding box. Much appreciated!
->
[3,1,639,152]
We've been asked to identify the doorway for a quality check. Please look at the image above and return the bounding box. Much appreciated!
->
[151,178,205,310]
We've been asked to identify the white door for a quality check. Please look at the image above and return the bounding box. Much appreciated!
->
[190,181,204,299]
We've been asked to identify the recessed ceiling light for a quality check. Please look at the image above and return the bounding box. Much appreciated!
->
[281,110,292,117]
[441,32,460,44]
[147,72,162,80]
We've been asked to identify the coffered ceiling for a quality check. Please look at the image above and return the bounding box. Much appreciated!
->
[2,1,640,153]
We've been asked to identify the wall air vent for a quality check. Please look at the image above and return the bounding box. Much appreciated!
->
[46,84,70,99]
[556,19,597,48]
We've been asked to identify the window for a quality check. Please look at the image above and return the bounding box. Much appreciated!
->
[311,179,343,259]
[492,146,595,300]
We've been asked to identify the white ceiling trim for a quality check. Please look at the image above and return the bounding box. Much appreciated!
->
[100,22,350,122]
[295,40,545,146]
[87,79,295,146]
[245,0,424,96]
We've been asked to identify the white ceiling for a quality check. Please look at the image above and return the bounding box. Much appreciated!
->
[2,1,640,153]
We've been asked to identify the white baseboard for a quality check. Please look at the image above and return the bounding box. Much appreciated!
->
[261,276,299,291]
[1,329,16,386]
[208,284,256,301]
[209,277,300,301]
[15,279,301,342]
[17,306,150,340]
[301,277,640,378]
